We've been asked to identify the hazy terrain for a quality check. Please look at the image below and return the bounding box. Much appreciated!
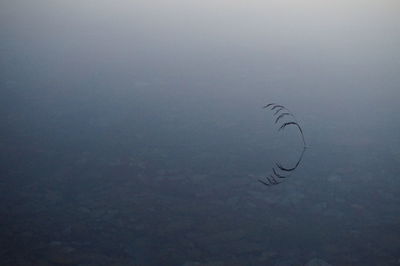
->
[1,0,399,265]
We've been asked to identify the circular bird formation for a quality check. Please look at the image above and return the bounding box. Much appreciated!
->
[258,103,307,186]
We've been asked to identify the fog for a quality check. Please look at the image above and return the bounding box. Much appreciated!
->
[1,0,399,265]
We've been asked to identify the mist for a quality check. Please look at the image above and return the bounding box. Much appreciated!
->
[1,0,399,265]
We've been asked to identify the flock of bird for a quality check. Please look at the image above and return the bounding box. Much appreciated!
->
[258,103,307,186]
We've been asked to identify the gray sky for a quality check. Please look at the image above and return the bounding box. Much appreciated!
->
[1,0,399,112]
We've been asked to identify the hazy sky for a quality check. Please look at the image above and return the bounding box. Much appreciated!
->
[1,0,399,114]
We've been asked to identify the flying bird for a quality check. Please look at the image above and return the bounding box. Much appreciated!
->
[263,103,276,109]
[258,102,307,186]
[274,112,293,124]
[278,121,306,147]
[271,104,286,110]
[274,107,285,115]
[272,167,288,179]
